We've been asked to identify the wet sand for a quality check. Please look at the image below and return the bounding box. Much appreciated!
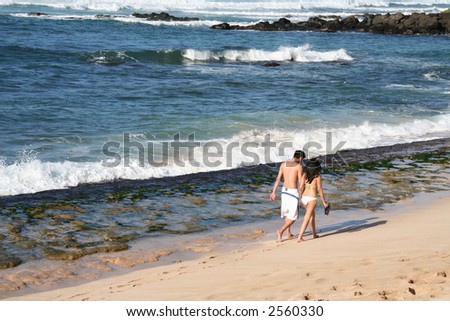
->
[6,192,449,301]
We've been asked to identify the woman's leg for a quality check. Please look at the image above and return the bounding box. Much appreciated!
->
[297,201,317,242]
[309,209,318,238]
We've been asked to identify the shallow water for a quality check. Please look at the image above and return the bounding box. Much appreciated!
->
[0,149,448,275]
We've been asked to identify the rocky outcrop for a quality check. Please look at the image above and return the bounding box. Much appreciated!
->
[28,12,48,16]
[262,62,281,67]
[132,12,199,22]
[211,12,450,35]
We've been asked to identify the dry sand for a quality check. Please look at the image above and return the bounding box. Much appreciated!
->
[5,194,450,301]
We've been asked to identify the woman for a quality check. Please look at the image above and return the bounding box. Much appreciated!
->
[297,158,330,243]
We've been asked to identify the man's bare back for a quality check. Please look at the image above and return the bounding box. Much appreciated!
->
[270,153,304,201]
[270,150,305,242]
[280,160,302,189]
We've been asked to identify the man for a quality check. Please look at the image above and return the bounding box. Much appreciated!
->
[270,150,305,242]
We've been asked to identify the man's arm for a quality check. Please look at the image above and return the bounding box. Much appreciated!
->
[270,164,284,201]
[299,171,306,197]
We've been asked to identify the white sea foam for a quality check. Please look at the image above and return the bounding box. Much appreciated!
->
[183,45,353,63]
[2,1,448,20]
[1,114,449,197]
[10,13,222,27]
[112,16,221,27]
[386,84,420,89]
[2,0,447,11]
[424,71,446,81]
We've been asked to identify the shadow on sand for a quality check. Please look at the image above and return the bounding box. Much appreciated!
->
[303,217,387,238]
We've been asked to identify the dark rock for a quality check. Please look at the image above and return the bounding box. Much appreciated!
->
[322,19,341,32]
[341,16,360,30]
[439,13,450,33]
[371,13,402,34]
[211,22,232,30]
[263,62,281,67]
[132,12,199,22]
[273,18,294,31]
[416,13,440,34]
[278,17,291,25]
[210,12,450,35]
[95,14,112,19]
[0,256,22,269]
[402,13,440,34]
[253,21,272,31]
[305,16,326,29]
[28,12,47,16]
[408,287,416,295]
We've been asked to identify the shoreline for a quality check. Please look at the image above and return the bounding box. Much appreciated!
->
[0,138,448,296]
[1,137,448,204]
[4,190,450,301]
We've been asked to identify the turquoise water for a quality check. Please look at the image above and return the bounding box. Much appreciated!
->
[0,1,449,196]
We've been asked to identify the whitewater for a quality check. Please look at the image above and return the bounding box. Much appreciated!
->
[1,1,450,20]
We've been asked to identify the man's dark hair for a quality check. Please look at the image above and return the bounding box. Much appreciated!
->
[293,150,305,159]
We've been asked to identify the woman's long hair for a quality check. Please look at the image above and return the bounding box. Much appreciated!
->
[304,158,322,184]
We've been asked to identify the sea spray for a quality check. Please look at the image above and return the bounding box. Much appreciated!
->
[183,45,353,63]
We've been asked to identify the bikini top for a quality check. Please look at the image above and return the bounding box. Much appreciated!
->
[305,180,317,190]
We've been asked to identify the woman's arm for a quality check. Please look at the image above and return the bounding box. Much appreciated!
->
[317,175,328,207]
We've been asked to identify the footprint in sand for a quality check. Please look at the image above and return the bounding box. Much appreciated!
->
[315,278,328,284]
[353,281,363,288]
[68,292,89,300]
[378,290,389,300]
[303,293,312,300]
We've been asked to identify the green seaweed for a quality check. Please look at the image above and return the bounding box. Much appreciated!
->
[0,148,448,268]
[146,222,168,233]
[107,190,130,202]
[0,256,22,269]
[43,243,129,261]
[408,151,449,164]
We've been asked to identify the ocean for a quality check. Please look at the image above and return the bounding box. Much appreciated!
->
[1,0,449,196]
[0,0,449,292]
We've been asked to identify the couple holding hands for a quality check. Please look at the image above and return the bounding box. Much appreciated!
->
[270,150,330,243]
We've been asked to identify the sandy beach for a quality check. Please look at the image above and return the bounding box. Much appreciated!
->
[5,192,449,301]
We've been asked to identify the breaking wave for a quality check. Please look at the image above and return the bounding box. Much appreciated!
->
[1,114,449,197]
